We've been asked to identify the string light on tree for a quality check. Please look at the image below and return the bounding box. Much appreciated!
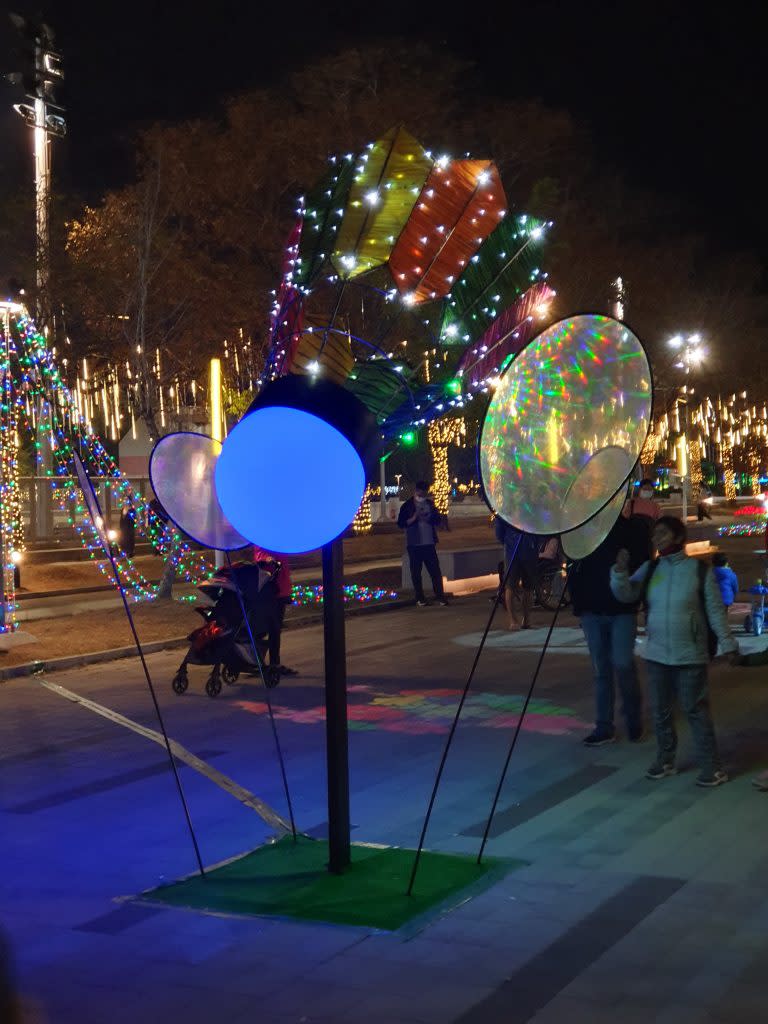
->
[352,482,373,535]
[722,434,737,501]
[428,417,465,515]
[688,437,702,505]
[7,309,215,602]
[640,430,657,471]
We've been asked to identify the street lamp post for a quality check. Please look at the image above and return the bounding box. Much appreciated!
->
[668,333,705,522]
[8,13,66,328]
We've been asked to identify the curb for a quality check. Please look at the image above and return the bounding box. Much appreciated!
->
[0,597,412,682]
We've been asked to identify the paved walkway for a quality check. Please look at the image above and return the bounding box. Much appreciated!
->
[3,595,768,1022]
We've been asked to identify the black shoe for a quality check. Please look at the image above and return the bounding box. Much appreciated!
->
[435,598,450,606]
[416,599,429,607]
[583,731,616,747]
[280,665,299,676]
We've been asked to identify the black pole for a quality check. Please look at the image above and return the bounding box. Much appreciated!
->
[476,564,575,864]
[108,546,206,877]
[224,552,297,840]
[406,534,521,896]
[322,536,351,873]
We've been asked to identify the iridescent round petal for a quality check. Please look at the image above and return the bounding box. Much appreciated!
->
[479,315,651,534]
[562,482,629,560]
[73,451,110,554]
[149,432,250,551]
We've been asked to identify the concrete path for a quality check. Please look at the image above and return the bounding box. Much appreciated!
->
[3,594,768,1022]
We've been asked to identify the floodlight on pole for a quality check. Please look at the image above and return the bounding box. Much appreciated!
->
[7,12,66,327]
[668,332,707,521]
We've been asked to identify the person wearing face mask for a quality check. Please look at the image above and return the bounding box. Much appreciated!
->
[398,481,449,607]
[624,479,662,528]
[611,515,738,787]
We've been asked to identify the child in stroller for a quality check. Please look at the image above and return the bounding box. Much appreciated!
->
[171,560,282,698]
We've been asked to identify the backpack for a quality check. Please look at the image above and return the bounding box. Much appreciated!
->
[643,558,718,660]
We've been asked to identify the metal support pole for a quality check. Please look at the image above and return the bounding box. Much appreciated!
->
[322,536,350,873]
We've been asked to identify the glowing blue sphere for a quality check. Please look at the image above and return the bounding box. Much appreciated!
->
[214,406,366,553]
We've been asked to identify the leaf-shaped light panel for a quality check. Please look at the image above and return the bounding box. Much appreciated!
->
[344,358,416,424]
[332,127,432,280]
[267,219,305,378]
[389,159,506,305]
[288,322,354,386]
[456,281,556,388]
[295,155,355,288]
[439,215,551,346]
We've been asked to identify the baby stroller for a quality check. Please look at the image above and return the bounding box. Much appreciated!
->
[172,561,281,698]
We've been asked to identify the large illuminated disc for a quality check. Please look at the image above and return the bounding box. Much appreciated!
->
[479,315,651,534]
[149,432,249,551]
[215,407,366,554]
[563,481,629,560]
[73,452,110,556]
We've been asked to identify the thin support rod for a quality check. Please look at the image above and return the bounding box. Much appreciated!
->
[105,546,205,876]
[476,563,575,864]
[407,533,522,896]
[224,552,297,839]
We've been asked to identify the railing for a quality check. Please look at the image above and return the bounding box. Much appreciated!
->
[18,475,152,540]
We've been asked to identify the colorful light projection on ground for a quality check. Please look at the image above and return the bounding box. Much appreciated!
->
[479,315,651,535]
[149,432,249,551]
[215,406,367,554]
[233,686,589,736]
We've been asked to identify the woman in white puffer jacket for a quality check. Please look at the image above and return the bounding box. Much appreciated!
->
[611,516,738,787]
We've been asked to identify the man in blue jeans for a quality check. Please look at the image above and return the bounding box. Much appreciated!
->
[570,513,652,746]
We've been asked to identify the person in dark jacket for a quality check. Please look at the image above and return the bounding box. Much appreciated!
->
[398,482,448,606]
[118,505,136,558]
[571,513,652,746]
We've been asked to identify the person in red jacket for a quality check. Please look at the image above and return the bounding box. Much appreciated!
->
[252,546,298,676]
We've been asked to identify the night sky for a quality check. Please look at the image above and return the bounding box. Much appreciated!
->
[1,1,765,266]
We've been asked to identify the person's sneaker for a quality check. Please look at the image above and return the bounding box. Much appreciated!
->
[696,769,729,788]
[582,731,616,747]
[416,600,429,607]
[751,774,768,791]
[646,761,677,780]
[279,665,299,676]
[435,598,450,606]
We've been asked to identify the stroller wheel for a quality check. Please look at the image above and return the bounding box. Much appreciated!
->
[222,664,240,686]
[205,667,222,698]
[172,669,189,695]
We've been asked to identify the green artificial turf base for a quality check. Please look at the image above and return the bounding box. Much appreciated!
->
[147,835,521,930]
